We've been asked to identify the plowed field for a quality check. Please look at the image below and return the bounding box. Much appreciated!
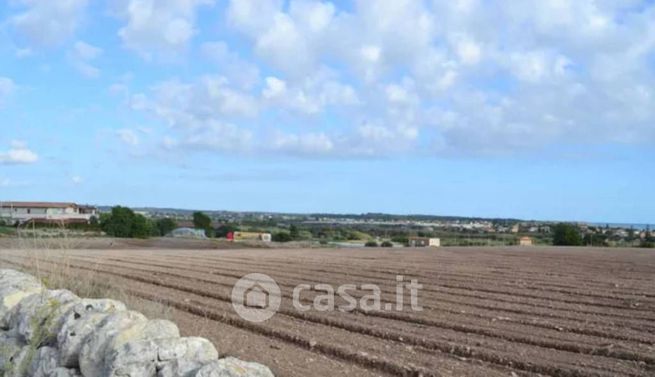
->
[1,246,654,376]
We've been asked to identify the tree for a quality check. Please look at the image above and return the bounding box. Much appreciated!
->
[156,218,177,236]
[583,233,607,247]
[100,206,158,238]
[273,232,292,242]
[640,226,654,248]
[552,223,582,246]
[391,236,409,245]
[215,224,239,238]
[89,216,99,229]
[193,211,212,235]
[101,206,136,237]
[131,214,152,238]
[289,224,300,240]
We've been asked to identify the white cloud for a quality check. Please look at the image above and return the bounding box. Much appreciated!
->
[385,83,414,105]
[9,0,88,47]
[200,41,260,90]
[261,70,359,114]
[360,45,381,63]
[271,132,334,156]
[69,41,103,78]
[226,0,335,77]
[71,175,83,184]
[262,77,287,100]
[226,0,283,36]
[0,178,29,188]
[0,78,17,106]
[0,141,39,164]
[116,129,140,146]
[453,35,482,65]
[74,40,102,60]
[131,75,258,128]
[15,48,33,58]
[120,0,655,158]
[178,121,253,153]
[116,0,214,59]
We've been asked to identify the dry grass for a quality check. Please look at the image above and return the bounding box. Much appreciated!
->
[3,227,174,321]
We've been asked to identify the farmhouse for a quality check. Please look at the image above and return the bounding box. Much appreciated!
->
[0,201,97,225]
[519,236,534,246]
[408,237,440,247]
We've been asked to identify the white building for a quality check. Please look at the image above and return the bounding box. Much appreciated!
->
[408,237,441,247]
[0,202,97,225]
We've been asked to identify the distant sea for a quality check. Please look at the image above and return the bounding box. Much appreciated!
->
[588,222,652,230]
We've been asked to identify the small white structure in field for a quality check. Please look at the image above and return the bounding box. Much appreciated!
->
[519,236,533,246]
[408,237,441,247]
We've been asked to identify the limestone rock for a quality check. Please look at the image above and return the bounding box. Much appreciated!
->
[5,345,31,377]
[112,319,180,351]
[78,311,148,376]
[106,337,218,377]
[4,289,79,345]
[0,269,44,329]
[0,331,24,373]
[0,270,273,377]
[46,367,82,377]
[49,298,127,341]
[57,312,110,368]
[28,346,59,377]
[193,357,275,377]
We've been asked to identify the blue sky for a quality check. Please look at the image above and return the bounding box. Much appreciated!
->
[1,0,654,224]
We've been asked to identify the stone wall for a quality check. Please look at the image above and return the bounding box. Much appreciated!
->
[0,269,275,377]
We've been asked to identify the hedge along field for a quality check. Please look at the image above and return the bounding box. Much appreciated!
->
[1,246,654,377]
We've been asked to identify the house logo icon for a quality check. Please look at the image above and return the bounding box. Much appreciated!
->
[231,273,281,322]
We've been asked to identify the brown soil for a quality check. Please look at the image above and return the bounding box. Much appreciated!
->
[1,246,654,376]
[0,236,267,250]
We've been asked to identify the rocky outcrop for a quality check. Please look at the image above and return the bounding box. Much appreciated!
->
[0,269,274,377]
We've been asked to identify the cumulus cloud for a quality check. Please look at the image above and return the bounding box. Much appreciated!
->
[8,0,88,47]
[120,0,655,158]
[0,78,17,107]
[116,129,140,146]
[131,75,258,125]
[271,132,334,156]
[115,0,214,59]
[0,178,29,188]
[200,41,260,90]
[68,41,103,78]
[261,72,359,114]
[226,0,335,77]
[0,141,39,164]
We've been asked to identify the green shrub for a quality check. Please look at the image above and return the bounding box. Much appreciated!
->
[101,206,154,238]
[391,236,408,245]
[552,223,583,246]
[156,218,177,236]
[380,241,393,247]
[365,240,378,247]
[101,206,136,237]
[273,232,292,242]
